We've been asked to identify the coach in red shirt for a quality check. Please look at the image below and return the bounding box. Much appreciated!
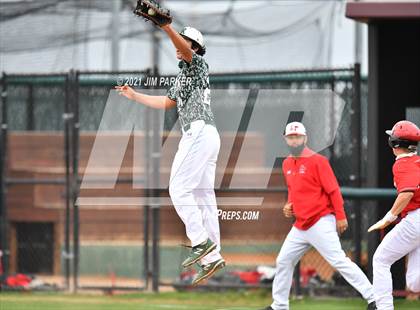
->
[263,122,375,310]
[282,133,347,232]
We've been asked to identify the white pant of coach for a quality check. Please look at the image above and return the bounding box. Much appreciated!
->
[271,214,375,310]
[373,208,420,310]
[169,120,222,265]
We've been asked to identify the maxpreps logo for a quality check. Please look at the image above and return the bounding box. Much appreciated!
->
[76,89,345,212]
[218,210,260,221]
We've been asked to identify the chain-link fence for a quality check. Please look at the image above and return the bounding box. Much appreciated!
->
[0,67,374,295]
[0,71,151,291]
[0,74,70,291]
[158,67,369,295]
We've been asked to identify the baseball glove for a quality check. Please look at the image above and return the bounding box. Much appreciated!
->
[133,0,172,27]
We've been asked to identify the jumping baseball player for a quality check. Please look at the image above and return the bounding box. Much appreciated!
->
[368,120,420,309]
[262,122,376,310]
[116,0,225,285]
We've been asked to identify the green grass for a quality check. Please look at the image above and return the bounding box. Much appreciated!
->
[1,291,419,310]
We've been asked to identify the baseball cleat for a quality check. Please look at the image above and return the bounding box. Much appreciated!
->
[182,238,217,268]
[367,301,377,310]
[192,258,225,285]
[260,307,274,310]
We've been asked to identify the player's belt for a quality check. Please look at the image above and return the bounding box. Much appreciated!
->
[182,119,215,132]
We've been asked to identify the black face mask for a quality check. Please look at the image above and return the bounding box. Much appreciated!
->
[288,144,305,157]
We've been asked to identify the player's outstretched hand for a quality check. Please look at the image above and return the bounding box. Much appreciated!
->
[336,219,348,235]
[368,218,391,232]
[283,202,294,218]
[115,85,136,101]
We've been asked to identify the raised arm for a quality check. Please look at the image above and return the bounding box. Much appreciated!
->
[115,85,176,110]
[161,24,193,63]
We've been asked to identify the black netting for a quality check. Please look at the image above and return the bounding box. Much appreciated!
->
[0,0,344,73]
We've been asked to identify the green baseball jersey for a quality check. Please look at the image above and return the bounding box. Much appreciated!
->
[167,53,215,129]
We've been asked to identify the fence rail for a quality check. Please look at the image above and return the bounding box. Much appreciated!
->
[0,66,396,295]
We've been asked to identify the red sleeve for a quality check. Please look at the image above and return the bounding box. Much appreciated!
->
[317,156,340,194]
[330,189,346,220]
[317,157,346,220]
[393,161,420,193]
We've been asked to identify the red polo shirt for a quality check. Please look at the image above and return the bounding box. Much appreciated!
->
[393,154,420,217]
[282,147,346,230]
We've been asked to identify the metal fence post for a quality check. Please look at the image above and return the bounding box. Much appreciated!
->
[352,63,362,267]
[0,73,9,279]
[27,84,34,131]
[63,73,73,290]
[150,0,161,293]
[71,70,81,292]
[294,262,302,297]
[151,101,161,293]
[144,104,151,290]
[152,203,160,293]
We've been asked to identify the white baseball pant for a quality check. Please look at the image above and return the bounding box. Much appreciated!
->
[271,214,375,310]
[373,208,420,310]
[169,120,222,265]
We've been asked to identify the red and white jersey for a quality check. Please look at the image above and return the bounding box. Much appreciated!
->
[282,147,346,230]
[393,153,420,217]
